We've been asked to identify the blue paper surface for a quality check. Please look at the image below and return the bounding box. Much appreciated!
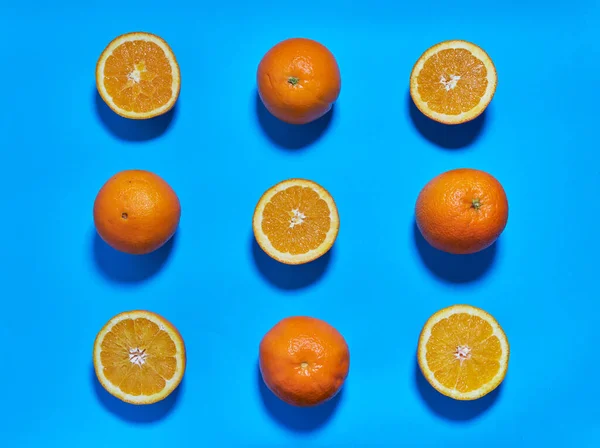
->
[1,1,598,446]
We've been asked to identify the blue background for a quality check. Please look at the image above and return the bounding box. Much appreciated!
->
[1,1,598,446]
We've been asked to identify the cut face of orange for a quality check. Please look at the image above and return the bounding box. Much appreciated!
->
[410,40,497,124]
[253,179,339,265]
[96,32,181,119]
[417,305,509,400]
[93,311,186,405]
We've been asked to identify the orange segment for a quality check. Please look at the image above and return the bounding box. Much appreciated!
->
[418,305,509,400]
[93,311,185,404]
[263,186,331,255]
[253,179,339,265]
[410,40,497,124]
[96,32,180,119]
[417,49,488,115]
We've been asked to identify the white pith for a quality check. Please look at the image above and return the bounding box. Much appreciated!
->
[289,209,306,228]
[96,33,180,119]
[127,68,142,83]
[440,74,461,91]
[253,179,340,265]
[410,40,497,124]
[454,345,471,361]
[418,305,509,401]
[93,310,185,405]
[129,348,147,366]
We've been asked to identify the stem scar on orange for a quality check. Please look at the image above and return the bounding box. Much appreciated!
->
[410,40,497,125]
[257,38,341,125]
[259,316,350,407]
[93,310,186,405]
[93,170,181,255]
[96,32,181,119]
[415,168,508,255]
[253,179,339,265]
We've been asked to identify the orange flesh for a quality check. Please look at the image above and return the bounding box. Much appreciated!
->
[417,49,488,115]
[103,41,173,113]
[425,313,502,393]
[100,318,177,396]
[261,186,331,255]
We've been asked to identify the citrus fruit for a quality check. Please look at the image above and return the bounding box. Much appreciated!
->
[259,316,350,407]
[417,304,509,400]
[410,40,497,124]
[94,169,181,255]
[257,38,341,124]
[93,310,186,405]
[415,168,508,254]
[96,32,180,119]
[253,179,339,264]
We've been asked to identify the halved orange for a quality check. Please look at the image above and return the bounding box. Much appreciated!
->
[96,32,181,119]
[93,311,186,405]
[253,179,339,265]
[417,305,509,400]
[410,40,497,124]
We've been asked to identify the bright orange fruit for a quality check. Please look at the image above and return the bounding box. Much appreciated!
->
[415,168,508,254]
[96,32,181,119]
[257,38,341,124]
[93,170,181,255]
[253,179,339,264]
[260,316,350,407]
[93,310,186,405]
[418,305,509,400]
[410,40,497,124]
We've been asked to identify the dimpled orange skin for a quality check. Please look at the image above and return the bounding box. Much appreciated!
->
[257,38,341,125]
[93,170,181,255]
[416,169,508,254]
[259,316,350,407]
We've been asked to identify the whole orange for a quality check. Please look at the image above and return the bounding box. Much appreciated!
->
[257,38,341,125]
[415,168,508,254]
[259,316,349,407]
[93,170,181,255]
